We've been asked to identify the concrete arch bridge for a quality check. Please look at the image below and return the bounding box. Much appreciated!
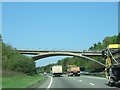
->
[17,50,105,67]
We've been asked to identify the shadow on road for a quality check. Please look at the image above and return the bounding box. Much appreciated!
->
[106,83,120,88]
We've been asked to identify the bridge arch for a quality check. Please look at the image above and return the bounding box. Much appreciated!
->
[33,52,106,67]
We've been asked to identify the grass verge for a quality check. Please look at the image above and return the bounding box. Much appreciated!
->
[2,74,47,88]
[0,76,2,89]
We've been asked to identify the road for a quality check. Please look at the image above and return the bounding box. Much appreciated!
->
[39,75,120,89]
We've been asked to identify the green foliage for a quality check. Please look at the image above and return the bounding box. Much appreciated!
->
[89,35,119,50]
[117,32,120,43]
[1,35,36,75]
[2,73,46,88]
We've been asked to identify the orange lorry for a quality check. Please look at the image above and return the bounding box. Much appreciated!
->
[67,65,80,76]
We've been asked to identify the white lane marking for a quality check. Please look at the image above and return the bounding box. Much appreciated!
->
[47,76,53,88]
[79,80,82,82]
[89,83,95,86]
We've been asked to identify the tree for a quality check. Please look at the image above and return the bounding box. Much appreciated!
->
[103,36,113,48]
[2,38,36,75]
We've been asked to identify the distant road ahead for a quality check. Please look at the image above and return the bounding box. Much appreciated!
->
[39,75,119,89]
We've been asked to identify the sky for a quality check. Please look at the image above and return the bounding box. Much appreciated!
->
[2,2,118,67]
[2,0,120,2]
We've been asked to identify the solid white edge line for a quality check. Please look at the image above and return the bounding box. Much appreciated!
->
[47,76,53,88]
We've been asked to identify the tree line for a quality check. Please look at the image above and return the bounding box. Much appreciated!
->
[37,33,120,73]
[1,35,36,75]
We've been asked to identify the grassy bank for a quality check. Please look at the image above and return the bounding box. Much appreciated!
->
[0,77,2,89]
[2,72,47,88]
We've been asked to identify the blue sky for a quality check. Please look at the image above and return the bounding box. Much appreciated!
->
[2,2,118,67]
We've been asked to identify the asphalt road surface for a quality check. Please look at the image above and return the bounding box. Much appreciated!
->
[39,75,120,89]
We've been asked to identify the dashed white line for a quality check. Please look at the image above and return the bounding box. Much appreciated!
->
[79,80,82,82]
[89,83,95,86]
[47,76,53,89]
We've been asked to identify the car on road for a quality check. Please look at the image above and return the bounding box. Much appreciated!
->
[44,72,47,75]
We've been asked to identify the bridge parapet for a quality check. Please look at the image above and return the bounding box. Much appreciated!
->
[17,49,102,59]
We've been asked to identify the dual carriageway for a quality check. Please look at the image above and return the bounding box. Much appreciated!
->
[17,49,120,89]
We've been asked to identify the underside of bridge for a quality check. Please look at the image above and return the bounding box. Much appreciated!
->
[32,53,106,67]
[32,53,73,60]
